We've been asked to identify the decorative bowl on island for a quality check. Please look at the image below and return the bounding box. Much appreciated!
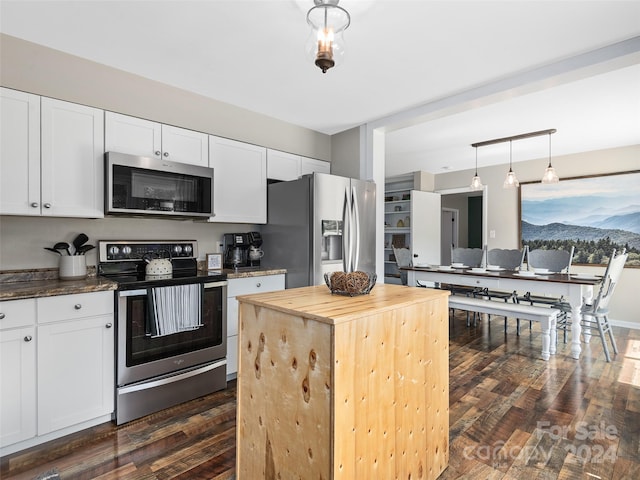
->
[324,271,377,296]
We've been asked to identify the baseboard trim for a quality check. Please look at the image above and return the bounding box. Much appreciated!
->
[610,319,640,330]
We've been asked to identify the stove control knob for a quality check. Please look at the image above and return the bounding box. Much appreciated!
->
[122,246,132,256]
[183,245,193,255]
[173,245,183,255]
[108,246,120,257]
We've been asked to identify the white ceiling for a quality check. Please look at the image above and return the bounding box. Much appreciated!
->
[2,0,639,176]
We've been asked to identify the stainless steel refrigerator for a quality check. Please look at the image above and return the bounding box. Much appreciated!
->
[261,173,376,289]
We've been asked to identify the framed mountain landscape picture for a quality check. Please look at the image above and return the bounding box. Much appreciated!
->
[519,170,640,266]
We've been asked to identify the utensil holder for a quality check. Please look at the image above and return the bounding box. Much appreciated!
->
[59,255,87,280]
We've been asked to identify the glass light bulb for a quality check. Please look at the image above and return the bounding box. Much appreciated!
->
[503,170,520,188]
[470,175,483,190]
[541,165,559,184]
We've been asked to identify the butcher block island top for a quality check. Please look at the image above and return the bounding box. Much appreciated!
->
[236,284,450,480]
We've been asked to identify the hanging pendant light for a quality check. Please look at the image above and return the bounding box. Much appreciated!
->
[470,146,483,190]
[503,140,520,188]
[306,0,350,74]
[541,131,559,184]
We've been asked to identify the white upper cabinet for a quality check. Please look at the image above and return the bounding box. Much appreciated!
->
[209,136,267,224]
[0,88,41,216]
[267,148,330,181]
[105,112,208,167]
[40,98,104,218]
[160,124,208,167]
[0,89,104,218]
[300,156,330,175]
[267,149,301,181]
[104,111,161,157]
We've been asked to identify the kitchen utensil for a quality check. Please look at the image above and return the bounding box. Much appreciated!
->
[72,233,89,255]
[54,242,71,255]
[44,247,62,255]
[77,244,95,255]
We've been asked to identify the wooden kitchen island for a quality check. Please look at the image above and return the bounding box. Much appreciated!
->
[235,283,450,480]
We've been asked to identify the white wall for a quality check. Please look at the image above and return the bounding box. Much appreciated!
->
[331,127,360,179]
[434,144,640,326]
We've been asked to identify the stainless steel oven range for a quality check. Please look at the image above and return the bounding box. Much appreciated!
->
[97,240,227,425]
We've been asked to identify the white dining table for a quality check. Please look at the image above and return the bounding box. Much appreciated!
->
[405,266,602,360]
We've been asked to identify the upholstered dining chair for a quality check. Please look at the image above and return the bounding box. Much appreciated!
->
[480,248,526,332]
[451,246,486,268]
[526,245,575,273]
[449,246,486,326]
[516,245,575,334]
[555,248,627,362]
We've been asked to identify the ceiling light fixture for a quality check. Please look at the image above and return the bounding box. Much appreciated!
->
[471,128,557,189]
[541,131,559,184]
[503,140,519,188]
[306,0,350,74]
[470,146,483,190]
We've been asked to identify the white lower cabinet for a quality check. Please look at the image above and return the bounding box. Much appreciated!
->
[226,274,285,378]
[0,291,114,454]
[0,299,37,448]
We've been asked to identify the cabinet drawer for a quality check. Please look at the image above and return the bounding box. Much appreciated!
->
[37,291,114,324]
[0,298,36,330]
[227,274,285,297]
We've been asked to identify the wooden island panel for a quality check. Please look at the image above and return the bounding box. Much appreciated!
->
[236,284,449,480]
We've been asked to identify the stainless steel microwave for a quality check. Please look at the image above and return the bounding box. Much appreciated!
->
[105,152,214,218]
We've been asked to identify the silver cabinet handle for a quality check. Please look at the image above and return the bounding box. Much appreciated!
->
[154,151,161,156]
[106,323,112,328]
[74,304,82,310]
[24,335,33,342]
[163,152,169,157]
[256,282,261,288]
[31,202,39,208]
[0,313,4,320]
[43,203,51,208]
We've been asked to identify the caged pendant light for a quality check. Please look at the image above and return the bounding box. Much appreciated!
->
[470,146,483,190]
[306,0,351,73]
[541,131,559,183]
[503,140,520,188]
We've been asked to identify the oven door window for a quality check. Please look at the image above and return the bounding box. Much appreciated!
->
[125,286,224,367]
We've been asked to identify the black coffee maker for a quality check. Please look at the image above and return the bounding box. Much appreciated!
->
[223,233,250,269]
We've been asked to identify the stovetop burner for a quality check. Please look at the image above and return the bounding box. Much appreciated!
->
[97,240,226,290]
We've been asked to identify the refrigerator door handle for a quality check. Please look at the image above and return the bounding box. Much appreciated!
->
[342,187,350,272]
[351,186,360,272]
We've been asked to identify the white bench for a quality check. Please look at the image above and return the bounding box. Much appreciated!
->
[448,295,560,361]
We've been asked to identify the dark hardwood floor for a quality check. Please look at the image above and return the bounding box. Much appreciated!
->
[2,311,639,479]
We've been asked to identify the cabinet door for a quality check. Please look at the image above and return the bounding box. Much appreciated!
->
[41,98,105,218]
[209,136,267,224]
[226,274,285,376]
[37,315,114,435]
[0,326,36,447]
[267,149,300,181]
[300,157,330,175]
[161,124,208,166]
[0,88,41,215]
[104,111,161,158]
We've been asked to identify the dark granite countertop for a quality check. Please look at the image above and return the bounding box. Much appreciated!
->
[0,272,117,301]
[223,268,287,279]
[0,267,286,301]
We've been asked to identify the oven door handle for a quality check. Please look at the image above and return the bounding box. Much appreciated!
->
[118,289,148,297]
[204,281,228,288]
[118,359,227,395]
